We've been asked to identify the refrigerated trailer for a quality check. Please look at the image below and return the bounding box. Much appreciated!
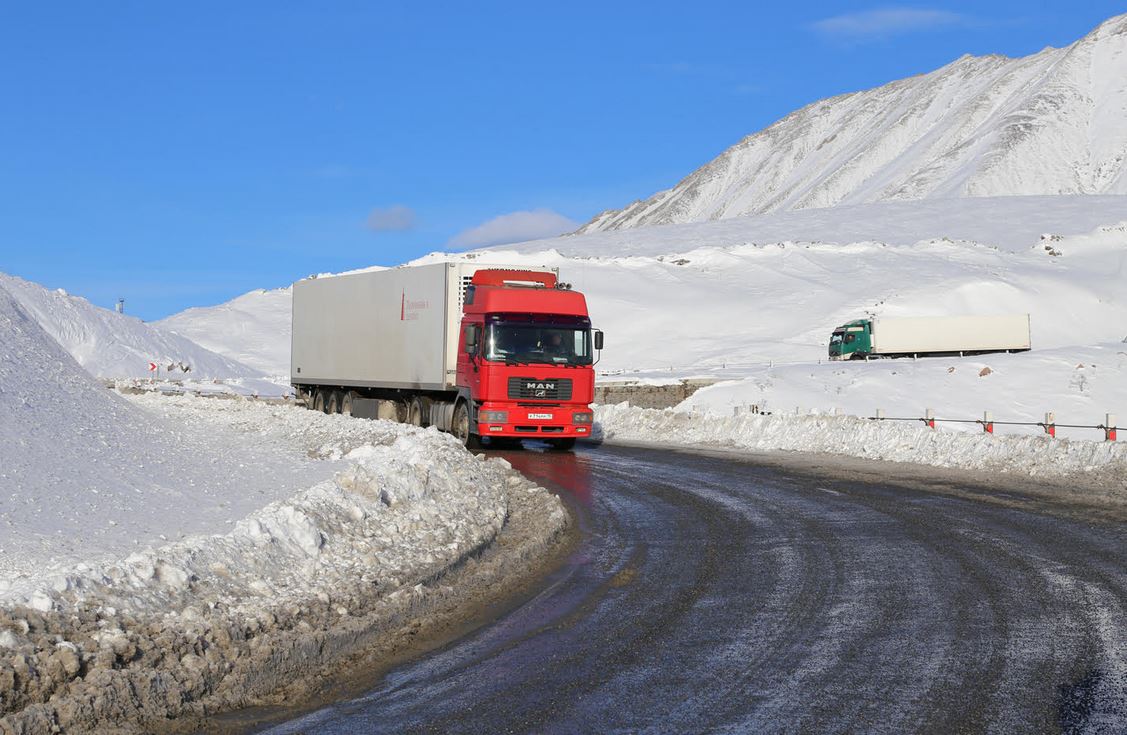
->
[827,314,1031,360]
[291,262,603,449]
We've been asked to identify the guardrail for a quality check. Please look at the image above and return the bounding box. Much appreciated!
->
[871,409,1116,441]
[728,405,1119,441]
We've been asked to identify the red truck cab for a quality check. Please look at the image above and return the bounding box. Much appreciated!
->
[455,269,602,449]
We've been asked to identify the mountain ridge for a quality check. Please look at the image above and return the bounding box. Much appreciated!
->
[580,13,1127,233]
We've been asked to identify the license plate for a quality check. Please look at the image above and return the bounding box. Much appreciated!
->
[528,413,553,420]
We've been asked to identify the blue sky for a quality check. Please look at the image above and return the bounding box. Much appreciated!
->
[1,2,1123,320]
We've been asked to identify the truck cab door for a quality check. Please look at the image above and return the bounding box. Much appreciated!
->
[456,321,483,398]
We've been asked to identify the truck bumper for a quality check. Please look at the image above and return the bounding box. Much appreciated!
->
[476,404,593,439]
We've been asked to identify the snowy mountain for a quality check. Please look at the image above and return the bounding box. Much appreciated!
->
[163,197,1126,403]
[157,286,293,377]
[581,13,1127,233]
[437,217,1127,374]
[0,272,262,379]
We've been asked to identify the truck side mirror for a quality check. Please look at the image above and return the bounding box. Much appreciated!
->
[465,327,478,355]
[594,330,604,351]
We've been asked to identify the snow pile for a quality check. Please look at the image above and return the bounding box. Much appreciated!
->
[679,344,1127,441]
[0,280,567,730]
[581,13,1127,231]
[2,408,516,613]
[0,272,260,379]
[157,286,293,377]
[594,403,1127,490]
[0,394,567,731]
[0,282,327,584]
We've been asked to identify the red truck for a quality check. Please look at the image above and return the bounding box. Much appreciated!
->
[290,262,602,450]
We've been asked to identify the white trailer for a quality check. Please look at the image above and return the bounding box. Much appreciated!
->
[872,315,1031,354]
[292,262,557,389]
[291,262,558,422]
[829,314,1031,359]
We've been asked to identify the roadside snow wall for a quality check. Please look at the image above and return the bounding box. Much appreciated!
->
[0,283,569,733]
[594,404,1127,495]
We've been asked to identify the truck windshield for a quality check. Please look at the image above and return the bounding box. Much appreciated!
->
[485,322,593,366]
[830,331,844,345]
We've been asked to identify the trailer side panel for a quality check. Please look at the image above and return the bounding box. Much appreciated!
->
[871,314,1031,354]
[291,263,453,390]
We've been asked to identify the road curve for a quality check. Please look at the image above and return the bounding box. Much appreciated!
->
[264,444,1127,734]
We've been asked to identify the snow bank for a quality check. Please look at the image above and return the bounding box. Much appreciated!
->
[0,272,260,380]
[156,286,293,377]
[680,343,1127,441]
[0,283,327,584]
[0,278,568,732]
[594,403,1127,491]
[0,395,568,733]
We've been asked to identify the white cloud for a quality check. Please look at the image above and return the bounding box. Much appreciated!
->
[811,8,965,39]
[366,204,416,232]
[448,209,580,249]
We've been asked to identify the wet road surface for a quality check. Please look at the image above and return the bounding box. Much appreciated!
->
[264,444,1127,733]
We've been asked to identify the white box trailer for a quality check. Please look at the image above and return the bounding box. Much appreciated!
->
[872,315,1031,354]
[291,262,557,391]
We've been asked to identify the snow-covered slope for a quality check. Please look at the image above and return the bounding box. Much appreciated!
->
[581,13,1127,232]
[457,220,1127,373]
[0,281,325,587]
[0,272,261,379]
[158,199,1127,402]
[0,275,567,731]
[157,287,292,377]
[519,196,1127,257]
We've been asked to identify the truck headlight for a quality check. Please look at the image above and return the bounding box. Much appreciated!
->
[480,410,508,423]
[573,411,593,424]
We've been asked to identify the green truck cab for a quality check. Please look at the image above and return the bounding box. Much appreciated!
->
[827,320,872,360]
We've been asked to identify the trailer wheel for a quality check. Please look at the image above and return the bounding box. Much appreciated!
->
[407,397,428,427]
[340,391,354,417]
[326,391,342,414]
[547,438,576,452]
[312,390,327,413]
[452,402,481,450]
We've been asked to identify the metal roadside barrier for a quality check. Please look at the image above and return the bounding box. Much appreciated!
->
[727,405,1118,442]
[865,409,1119,441]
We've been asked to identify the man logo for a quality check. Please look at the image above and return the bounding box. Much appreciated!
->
[525,381,555,398]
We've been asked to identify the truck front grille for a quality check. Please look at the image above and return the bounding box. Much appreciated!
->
[508,377,573,400]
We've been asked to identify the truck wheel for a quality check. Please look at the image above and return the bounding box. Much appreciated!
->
[452,402,481,450]
[547,438,577,451]
[326,391,341,414]
[312,390,327,413]
[340,391,354,417]
[407,397,428,427]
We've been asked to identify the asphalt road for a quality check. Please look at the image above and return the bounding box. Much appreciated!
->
[264,444,1127,734]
